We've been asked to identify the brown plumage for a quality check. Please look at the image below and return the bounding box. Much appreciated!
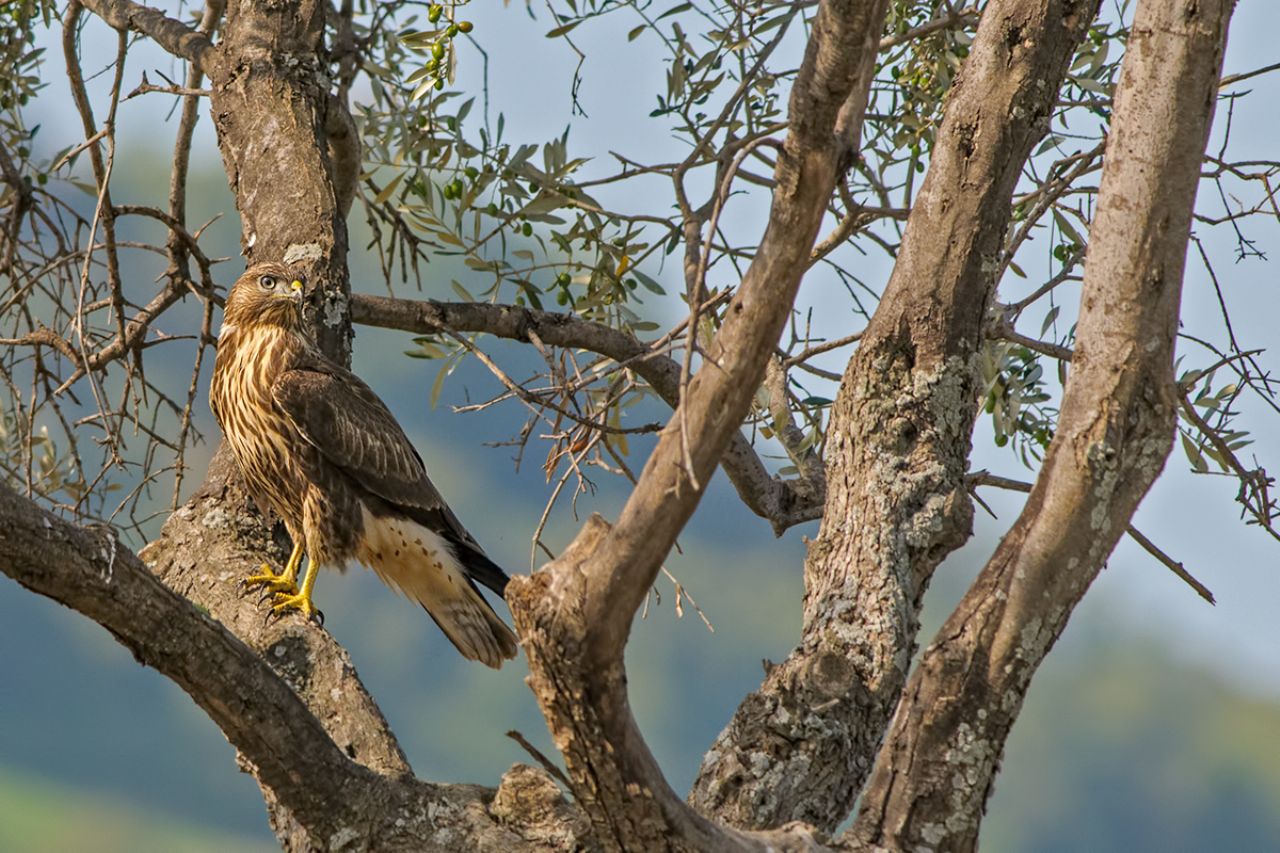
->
[209,261,517,667]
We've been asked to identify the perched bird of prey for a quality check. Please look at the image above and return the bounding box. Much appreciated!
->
[209,261,518,667]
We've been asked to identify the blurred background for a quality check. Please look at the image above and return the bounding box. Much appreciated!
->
[2,2,1278,851]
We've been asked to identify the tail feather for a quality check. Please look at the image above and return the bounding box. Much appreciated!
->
[356,507,518,668]
[447,535,511,597]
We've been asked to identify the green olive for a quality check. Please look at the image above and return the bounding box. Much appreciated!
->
[457,21,474,33]
[428,4,443,23]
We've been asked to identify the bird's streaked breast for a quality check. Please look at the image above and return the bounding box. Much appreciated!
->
[210,325,312,528]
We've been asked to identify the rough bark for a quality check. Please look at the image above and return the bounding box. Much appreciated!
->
[12,0,1234,849]
[0,483,594,852]
[75,0,398,846]
[850,0,1234,848]
[207,0,353,362]
[502,0,891,848]
[689,0,1100,831]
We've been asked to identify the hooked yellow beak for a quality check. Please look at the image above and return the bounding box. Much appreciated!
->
[288,279,305,300]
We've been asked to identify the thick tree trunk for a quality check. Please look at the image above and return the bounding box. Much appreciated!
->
[690,0,1100,831]
[850,1,1234,848]
[208,0,353,362]
[504,0,890,848]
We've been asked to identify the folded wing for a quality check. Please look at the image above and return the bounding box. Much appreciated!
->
[272,361,511,598]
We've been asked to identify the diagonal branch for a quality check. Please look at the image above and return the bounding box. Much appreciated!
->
[690,0,1103,831]
[0,482,375,838]
[0,478,595,851]
[78,0,215,74]
[351,294,824,532]
[969,470,1215,604]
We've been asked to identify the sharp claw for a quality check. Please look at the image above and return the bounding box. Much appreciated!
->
[312,609,325,628]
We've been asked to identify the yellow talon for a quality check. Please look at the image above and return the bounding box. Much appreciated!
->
[269,591,320,619]
[269,553,322,623]
[242,542,303,595]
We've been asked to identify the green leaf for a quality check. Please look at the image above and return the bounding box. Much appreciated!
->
[632,269,665,294]
[545,20,581,38]
[1040,305,1060,337]
[430,361,450,409]
[373,172,404,205]
[1051,208,1085,247]
[1181,433,1208,473]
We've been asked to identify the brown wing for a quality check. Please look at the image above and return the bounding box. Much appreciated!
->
[270,360,500,561]
[273,362,435,507]
[272,359,511,595]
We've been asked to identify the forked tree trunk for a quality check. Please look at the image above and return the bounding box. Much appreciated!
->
[0,0,1238,849]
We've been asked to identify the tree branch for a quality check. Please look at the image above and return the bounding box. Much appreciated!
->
[78,0,215,74]
[851,1,1235,846]
[1,478,595,851]
[969,470,1215,604]
[351,294,823,533]
[0,482,381,839]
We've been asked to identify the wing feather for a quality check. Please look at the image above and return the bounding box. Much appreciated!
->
[272,361,486,548]
[273,364,429,505]
[271,362,498,580]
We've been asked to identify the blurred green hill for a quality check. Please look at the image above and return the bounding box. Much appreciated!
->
[0,765,274,853]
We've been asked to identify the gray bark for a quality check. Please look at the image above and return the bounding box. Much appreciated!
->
[850,0,1234,847]
[504,0,891,847]
[690,0,1101,831]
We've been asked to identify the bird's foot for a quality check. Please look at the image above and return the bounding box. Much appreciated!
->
[268,591,324,626]
[240,563,299,597]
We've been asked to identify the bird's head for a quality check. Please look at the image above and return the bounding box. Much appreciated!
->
[222,262,308,331]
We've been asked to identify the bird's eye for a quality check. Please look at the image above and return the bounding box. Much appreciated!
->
[259,275,278,290]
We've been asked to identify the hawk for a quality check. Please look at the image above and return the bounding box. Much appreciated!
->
[209,261,518,668]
